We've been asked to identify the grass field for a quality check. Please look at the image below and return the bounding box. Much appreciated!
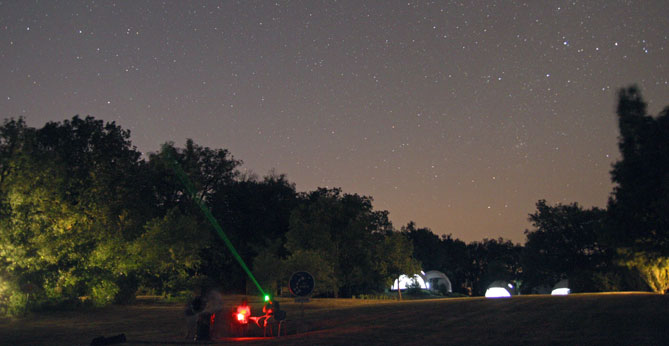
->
[1,293,667,345]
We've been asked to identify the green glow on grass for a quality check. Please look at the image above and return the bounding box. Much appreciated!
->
[164,145,266,297]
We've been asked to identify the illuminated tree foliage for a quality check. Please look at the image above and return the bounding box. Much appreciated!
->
[374,230,421,300]
[617,250,669,294]
[0,116,146,313]
[130,209,210,293]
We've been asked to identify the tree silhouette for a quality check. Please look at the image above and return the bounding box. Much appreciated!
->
[607,86,669,293]
[608,86,669,254]
[523,200,607,292]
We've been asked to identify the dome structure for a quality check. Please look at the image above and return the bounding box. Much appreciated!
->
[390,274,427,290]
[424,270,452,293]
[551,279,570,295]
[485,280,515,298]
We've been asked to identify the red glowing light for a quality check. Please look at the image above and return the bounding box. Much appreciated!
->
[235,304,251,324]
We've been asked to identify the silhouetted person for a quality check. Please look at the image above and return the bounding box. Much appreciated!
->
[185,289,205,340]
[196,311,212,341]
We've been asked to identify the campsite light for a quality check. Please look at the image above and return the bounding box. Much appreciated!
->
[264,294,270,302]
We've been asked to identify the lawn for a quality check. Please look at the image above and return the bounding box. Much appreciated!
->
[1,293,667,345]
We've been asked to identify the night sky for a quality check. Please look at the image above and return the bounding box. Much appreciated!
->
[2,1,668,242]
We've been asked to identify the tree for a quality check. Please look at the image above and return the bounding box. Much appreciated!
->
[147,140,241,216]
[401,222,444,272]
[0,116,147,312]
[522,200,608,292]
[466,238,522,296]
[0,118,31,189]
[607,86,669,293]
[284,188,344,296]
[285,188,392,297]
[439,234,469,294]
[141,141,245,293]
[281,250,337,297]
[608,86,669,254]
[210,172,297,292]
[617,250,669,294]
[375,231,421,300]
[130,208,213,293]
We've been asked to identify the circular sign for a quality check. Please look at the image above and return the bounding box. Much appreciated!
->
[289,271,315,297]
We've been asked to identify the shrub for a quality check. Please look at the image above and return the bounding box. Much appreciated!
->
[0,278,29,316]
[406,282,429,297]
[619,251,669,293]
[90,280,119,307]
[354,293,395,300]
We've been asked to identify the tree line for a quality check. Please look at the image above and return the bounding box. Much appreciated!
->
[1,85,667,315]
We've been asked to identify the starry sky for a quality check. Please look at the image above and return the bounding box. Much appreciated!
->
[2,1,668,243]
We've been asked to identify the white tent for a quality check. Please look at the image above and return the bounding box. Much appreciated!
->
[424,270,452,293]
[551,279,570,295]
[485,280,515,298]
[390,274,427,290]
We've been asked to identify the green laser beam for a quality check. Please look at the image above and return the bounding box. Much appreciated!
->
[163,145,266,296]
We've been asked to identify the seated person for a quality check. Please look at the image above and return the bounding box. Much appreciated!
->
[262,299,274,318]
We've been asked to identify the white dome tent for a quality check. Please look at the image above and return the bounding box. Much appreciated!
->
[485,280,515,298]
[390,274,427,290]
[424,270,452,293]
[551,279,570,295]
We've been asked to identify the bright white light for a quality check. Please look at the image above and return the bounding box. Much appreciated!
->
[551,288,570,295]
[507,283,513,288]
[485,287,511,298]
[391,274,427,290]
